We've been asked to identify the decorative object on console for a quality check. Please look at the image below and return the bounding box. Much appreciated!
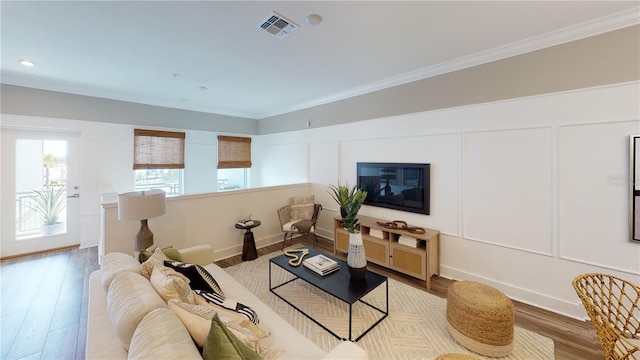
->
[329,183,368,280]
[118,189,166,251]
[328,184,350,218]
[376,220,426,234]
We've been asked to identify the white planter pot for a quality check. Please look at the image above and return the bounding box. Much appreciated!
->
[347,231,367,280]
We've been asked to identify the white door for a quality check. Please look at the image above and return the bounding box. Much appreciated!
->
[1,128,81,257]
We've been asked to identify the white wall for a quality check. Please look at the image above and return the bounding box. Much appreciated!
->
[0,114,239,255]
[100,184,312,262]
[254,82,640,319]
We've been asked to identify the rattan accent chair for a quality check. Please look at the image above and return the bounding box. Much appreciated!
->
[277,203,322,250]
[572,273,640,360]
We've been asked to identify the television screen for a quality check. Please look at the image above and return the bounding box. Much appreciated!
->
[357,162,430,215]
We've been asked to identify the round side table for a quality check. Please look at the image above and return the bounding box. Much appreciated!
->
[235,220,261,261]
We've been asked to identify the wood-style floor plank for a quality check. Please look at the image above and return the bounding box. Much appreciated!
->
[1,238,602,360]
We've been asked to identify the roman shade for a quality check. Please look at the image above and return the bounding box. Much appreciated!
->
[217,135,251,169]
[133,129,185,169]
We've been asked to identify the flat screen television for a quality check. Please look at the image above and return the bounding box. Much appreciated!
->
[357,162,430,215]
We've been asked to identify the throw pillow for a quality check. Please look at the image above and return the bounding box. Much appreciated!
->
[290,195,314,205]
[140,248,167,279]
[139,247,182,263]
[290,203,315,221]
[195,289,260,325]
[167,300,262,349]
[194,295,270,338]
[150,266,195,304]
[202,314,262,360]
[164,261,225,297]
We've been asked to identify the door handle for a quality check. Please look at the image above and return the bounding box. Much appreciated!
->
[67,193,80,198]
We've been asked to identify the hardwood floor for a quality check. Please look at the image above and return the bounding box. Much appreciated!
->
[0,238,601,359]
[0,247,98,360]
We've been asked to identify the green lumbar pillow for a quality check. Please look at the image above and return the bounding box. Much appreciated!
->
[139,247,182,263]
[202,314,261,360]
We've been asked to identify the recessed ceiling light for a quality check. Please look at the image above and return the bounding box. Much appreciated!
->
[19,59,36,67]
[305,14,322,25]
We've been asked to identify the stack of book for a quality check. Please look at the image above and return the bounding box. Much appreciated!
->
[398,235,421,248]
[303,254,340,276]
[369,228,384,238]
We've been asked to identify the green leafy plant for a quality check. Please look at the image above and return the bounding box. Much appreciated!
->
[27,186,66,225]
[328,183,367,233]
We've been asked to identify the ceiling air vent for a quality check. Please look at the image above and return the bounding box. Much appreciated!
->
[258,12,297,39]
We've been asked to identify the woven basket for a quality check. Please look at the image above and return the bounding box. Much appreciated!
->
[446,281,515,357]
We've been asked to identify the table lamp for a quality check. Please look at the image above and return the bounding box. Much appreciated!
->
[118,189,166,251]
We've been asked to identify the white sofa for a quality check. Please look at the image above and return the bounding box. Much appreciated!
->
[87,245,368,359]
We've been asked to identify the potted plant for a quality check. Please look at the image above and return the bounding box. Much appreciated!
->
[328,183,368,280]
[27,185,66,235]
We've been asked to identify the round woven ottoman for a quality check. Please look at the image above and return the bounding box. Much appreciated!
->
[434,353,482,360]
[446,281,515,357]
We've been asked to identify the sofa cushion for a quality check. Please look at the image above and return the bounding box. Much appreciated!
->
[195,289,260,325]
[107,271,167,351]
[164,261,225,297]
[128,308,202,360]
[193,295,269,338]
[149,266,195,304]
[203,314,262,360]
[100,252,141,292]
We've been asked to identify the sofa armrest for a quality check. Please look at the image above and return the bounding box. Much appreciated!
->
[179,245,214,265]
[322,341,368,360]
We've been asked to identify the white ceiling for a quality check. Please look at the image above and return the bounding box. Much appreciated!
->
[1,1,638,120]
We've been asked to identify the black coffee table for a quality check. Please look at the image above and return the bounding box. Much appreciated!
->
[269,247,388,341]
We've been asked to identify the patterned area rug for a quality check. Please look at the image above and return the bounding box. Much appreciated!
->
[224,247,555,360]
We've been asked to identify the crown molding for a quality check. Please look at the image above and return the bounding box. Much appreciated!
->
[258,6,640,119]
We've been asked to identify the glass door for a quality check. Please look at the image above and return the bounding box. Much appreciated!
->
[1,128,80,257]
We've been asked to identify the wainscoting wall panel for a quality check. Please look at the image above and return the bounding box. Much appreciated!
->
[559,120,640,273]
[253,143,309,187]
[463,127,553,255]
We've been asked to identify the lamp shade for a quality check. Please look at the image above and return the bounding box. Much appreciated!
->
[118,189,166,221]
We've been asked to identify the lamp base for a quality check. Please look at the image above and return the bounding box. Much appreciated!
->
[135,219,154,251]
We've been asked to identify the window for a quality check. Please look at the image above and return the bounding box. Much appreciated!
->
[217,135,251,191]
[133,129,185,195]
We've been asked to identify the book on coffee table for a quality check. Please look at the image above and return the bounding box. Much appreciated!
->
[303,254,339,276]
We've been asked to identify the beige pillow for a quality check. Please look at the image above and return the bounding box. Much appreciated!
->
[168,300,263,349]
[194,294,269,338]
[100,252,141,292]
[107,271,167,351]
[140,247,168,279]
[290,195,314,205]
[150,266,195,304]
[128,308,202,360]
[290,203,315,221]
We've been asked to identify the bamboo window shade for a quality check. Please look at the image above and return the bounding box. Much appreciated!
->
[218,135,252,168]
[133,129,185,169]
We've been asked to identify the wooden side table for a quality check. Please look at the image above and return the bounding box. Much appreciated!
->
[235,220,261,261]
